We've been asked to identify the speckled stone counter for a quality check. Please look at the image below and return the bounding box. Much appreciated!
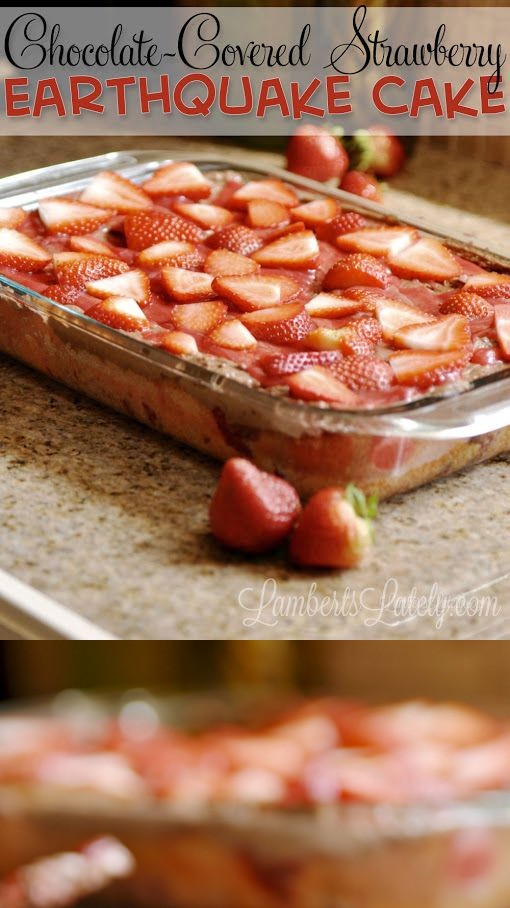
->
[0,138,509,640]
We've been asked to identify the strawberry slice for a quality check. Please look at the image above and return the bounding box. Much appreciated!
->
[38,197,111,236]
[212,273,298,312]
[0,207,26,229]
[161,267,215,302]
[286,367,358,405]
[262,350,343,377]
[159,330,199,355]
[173,201,236,229]
[170,249,206,272]
[124,210,204,250]
[393,314,470,351]
[389,348,471,388]
[209,319,257,350]
[336,226,417,257]
[143,161,211,199]
[376,297,434,341]
[170,300,227,334]
[208,224,263,255]
[0,228,51,272]
[81,170,151,213]
[247,199,289,228]
[44,284,82,306]
[306,327,375,357]
[463,272,510,301]
[495,304,510,358]
[316,211,368,243]
[205,249,260,277]
[305,292,364,318]
[53,251,129,287]
[289,486,374,568]
[241,303,314,344]
[440,290,494,321]
[231,179,299,209]
[209,457,301,554]
[87,296,148,332]
[332,355,395,391]
[388,237,461,282]
[324,254,391,290]
[252,230,319,270]
[69,236,120,257]
[343,287,386,314]
[86,269,150,303]
[137,240,194,268]
[290,198,339,228]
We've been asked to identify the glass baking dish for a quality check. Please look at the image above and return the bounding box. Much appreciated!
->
[2,691,510,908]
[1,150,510,499]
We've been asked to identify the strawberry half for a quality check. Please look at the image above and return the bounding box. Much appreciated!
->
[81,171,151,213]
[86,269,150,304]
[137,240,194,268]
[252,230,319,270]
[143,161,211,199]
[208,224,263,256]
[316,211,368,243]
[205,249,260,277]
[124,210,204,250]
[376,298,434,341]
[440,291,494,321]
[495,304,510,358]
[241,304,314,344]
[53,252,129,287]
[212,273,298,312]
[247,199,289,229]
[305,292,364,318]
[159,330,199,355]
[463,272,510,301]
[209,319,257,350]
[286,367,357,405]
[173,201,236,229]
[231,178,299,209]
[209,457,301,554]
[336,226,417,258]
[87,296,148,332]
[262,350,343,377]
[285,125,349,184]
[289,485,375,569]
[0,228,51,271]
[290,198,339,228]
[161,267,215,302]
[170,300,227,334]
[332,355,394,391]
[69,236,120,257]
[324,254,391,290]
[0,207,26,229]
[388,238,461,282]
[389,348,471,389]
[393,314,470,352]
[38,197,111,236]
[306,327,375,357]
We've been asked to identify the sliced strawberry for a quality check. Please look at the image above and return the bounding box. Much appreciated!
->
[44,284,82,306]
[38,197,111,236]
[0,207,26,229]
[388,237,461,282]
[87,296,148,332]
[208,224,263,255]
[69,235,120,257]
[173,201,236,229]
[262,350,343,377]
[306,327,375,357]
[252,230,319,270]
[212,273,298,312]
[343,286,385,314]
[495,304,510,358]
[463,272,510,301]
[170,248,206,272]
[0,228,51,272]
[316,211,368,243]
[348,316,384,345]
[337,226,417,258]
[161,267,214,302]
[209,457,301,554]
[159,330,199,355]
[81,170,151,213]
[137,240,194,268]
[241,303,314,344]
[209,319,257,350]
[290,198,339,228]
[471,346,504,366]
[286,367,358,406]
[247,199,289,228]
[440,291,494,321]
[53,251,129,287]
[324,254,391,290]
[204,249,260,277]
[305,292,363,318]
[289,486,374,568]
[389,348,471,389]
[376,297,434,341]
[231,179,299,209]
[393,314,470,352]
[143,161,211,199]
[332,355,394,391]
[86,269,150,303]
[124,210,204,250]
[170,300,227,334]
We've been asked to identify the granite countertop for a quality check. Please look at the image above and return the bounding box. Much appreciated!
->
[0,137,509,640]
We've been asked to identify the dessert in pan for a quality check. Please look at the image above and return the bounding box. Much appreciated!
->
[0,153,510,496]
[2,697,510,908]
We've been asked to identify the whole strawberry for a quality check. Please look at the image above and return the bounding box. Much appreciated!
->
[290,484,376,569]
[209,458,301,554]
[286,125,349,184]
[349,127,406,178]
[340,171,383,203]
